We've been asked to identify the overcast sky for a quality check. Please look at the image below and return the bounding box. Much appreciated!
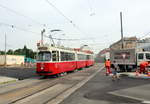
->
[0,0,150,53]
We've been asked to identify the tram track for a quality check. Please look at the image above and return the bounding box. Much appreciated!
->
[14,64,102,104]
[0,73,78,103]
[0,64,101,104]
[0,77,63,104]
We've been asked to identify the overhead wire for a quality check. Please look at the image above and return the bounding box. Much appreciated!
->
[87,0,95,16]
[0,3,46,27]
[0,2,91,40]
[0,1,95,45]
[0,22,41,36]
[0,1,93,38]
[45,0,88,35]
[139,31,150,39]
[0,22,93,41]
[44,34,93,41]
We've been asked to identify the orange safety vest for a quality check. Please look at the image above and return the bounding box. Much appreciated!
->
[105,60,111,67]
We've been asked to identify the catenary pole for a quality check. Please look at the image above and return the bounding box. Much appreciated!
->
[4,34,6,66]
[41,29,45,46]
[120,12,124,49]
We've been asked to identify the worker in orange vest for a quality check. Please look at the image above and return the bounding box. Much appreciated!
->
[139,61,149,74]
[105,59,111,75]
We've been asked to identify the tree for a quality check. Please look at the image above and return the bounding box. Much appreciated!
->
[0,51,5,55]
[7,49,14,55]
[4,45,36,59]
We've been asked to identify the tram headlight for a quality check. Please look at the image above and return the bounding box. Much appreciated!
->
[41,67,44,70]
[41,63,44,70]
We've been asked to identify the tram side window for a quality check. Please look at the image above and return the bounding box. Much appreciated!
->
[86,55,91,60]
[61,52,66,61]
[138,53,144,59]
[78,54,86,60]
[52,51,59,61]
[146,53,150,59]
[68,53,75,61]
[61,52,75,61]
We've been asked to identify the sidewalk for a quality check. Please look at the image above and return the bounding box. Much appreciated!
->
[0,76,18,84]
[119,72,150,79]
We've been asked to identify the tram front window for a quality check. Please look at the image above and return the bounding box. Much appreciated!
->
[38,52,51,61]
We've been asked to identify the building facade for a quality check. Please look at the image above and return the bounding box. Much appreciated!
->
[110,36,138,49]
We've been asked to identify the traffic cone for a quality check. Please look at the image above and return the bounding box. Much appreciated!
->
[147,71,150,77]
[135,70,140,77]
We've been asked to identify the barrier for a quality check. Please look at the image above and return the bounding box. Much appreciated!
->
[147,71,150,77]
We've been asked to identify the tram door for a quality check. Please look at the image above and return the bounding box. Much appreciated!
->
[52,51,59,62]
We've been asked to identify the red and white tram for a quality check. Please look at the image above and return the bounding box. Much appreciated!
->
[36,45,94,76]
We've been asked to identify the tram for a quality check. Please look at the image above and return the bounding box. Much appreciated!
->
[36,44,94,76]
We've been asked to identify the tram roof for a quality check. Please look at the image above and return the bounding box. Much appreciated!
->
[37,44,94,54]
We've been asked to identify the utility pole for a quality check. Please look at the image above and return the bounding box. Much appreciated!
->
[4,34,6,67]
[120,12,124,49]
[41,29,45,46]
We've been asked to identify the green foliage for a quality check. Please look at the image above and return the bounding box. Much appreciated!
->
[0,45,36,59]
[7,49,14,55]
[0,51,5,55]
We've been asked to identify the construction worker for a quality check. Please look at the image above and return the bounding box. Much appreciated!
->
[139,61,149,74]
[111,61,120,81]
[105,59,111,75]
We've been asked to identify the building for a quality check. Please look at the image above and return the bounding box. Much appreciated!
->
[137,38,150,51]
[110,36,138,49]
[95,48,110,62]
[0,55,25,66]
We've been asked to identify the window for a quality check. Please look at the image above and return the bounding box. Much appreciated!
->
[38,51,51,61]
[77,54,86,60]
[86,55,91,60]
[146,53,150,59]
[52,51,59,61]
[60,52,75,61]
[138,53,143,59]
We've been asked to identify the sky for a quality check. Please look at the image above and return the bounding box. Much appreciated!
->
[0,0,150,53]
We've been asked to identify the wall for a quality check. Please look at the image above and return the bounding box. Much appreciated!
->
[0,55,24,66]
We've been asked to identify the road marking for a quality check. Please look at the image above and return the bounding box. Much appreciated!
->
[47,65,104,104]
[142,101,150,104]
[109,91,150,104]
[108,83,150,103]
[109,91,144,101]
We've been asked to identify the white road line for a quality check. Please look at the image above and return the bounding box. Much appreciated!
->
[109,92,148,103]
[47,65,104,104]
[142,101,150,104]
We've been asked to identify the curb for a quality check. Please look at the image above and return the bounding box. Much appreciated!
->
[0,77,18,85]
[0,80,17,85]
[119,73,150,79]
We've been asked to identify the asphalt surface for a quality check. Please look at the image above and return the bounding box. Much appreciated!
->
[0,65,150,104]
[60,69,150,104]
[0,67,37,80]
[0,64,101,104]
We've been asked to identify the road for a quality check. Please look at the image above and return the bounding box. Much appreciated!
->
[0,67,37,80]
[0,64,101,104]
[0,64,149,104]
